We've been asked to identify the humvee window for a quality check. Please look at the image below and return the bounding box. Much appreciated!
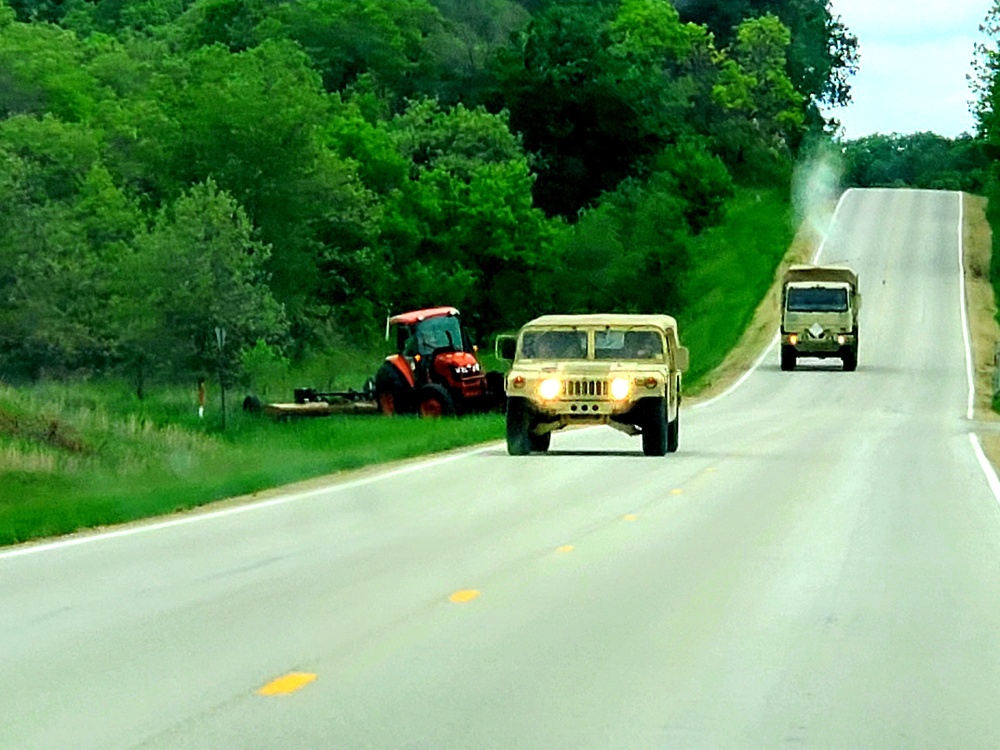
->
[787,287,848,312]
[595,329,663,360]
[521,330,587,359]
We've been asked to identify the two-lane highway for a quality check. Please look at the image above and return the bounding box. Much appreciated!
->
[4,189,1000,748]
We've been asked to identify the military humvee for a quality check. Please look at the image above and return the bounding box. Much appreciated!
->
[780,265,861,371]
[497,314,689,456]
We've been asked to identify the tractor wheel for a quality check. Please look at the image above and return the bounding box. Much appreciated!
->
[418,384,456,418]
[375,363,414,416]
[506,398,532,456]
[485,370,506,412]
[642,398,668,457]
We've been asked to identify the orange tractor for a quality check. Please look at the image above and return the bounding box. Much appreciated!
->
[374,306,504,416]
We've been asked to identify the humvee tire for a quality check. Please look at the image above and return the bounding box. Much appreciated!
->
[506,398,532,455]
[842,347,857,371]
[666,412,679,453]
[780,345,796,371]
[529,431,551,453]
[642,398,668,456]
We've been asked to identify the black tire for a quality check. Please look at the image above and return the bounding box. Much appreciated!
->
[666,410,679,454]
[780,345,796,371]
[242,394,262,414]
[529,430,551,453]
[642,398,668,456]
[374,363,414,415]
[485,370,506,413]
[417,383,456,417]
[506,397,532,456]
[842,347,858,372]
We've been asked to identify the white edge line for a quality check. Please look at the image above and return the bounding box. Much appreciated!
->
[693,187,856,411]
[0,443,497,561]
[957,191,975,421]
[969,433,1000,506]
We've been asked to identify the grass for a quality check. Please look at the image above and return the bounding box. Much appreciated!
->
[0,186,802,548]
[681,187,798,388]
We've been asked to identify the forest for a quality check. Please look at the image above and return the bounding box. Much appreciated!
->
[0,0,859,393]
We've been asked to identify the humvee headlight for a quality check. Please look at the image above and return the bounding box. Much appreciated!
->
[610,378,631,401]
[788,334,799,346]
[538,378,562,400]
[837,334,846,345]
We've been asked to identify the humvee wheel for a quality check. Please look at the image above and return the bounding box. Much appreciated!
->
[418,384,455,417]
[642,398,668,456]
[842,347,858,372]
[780,345,796,371]
[529,430,551,453]
[506,398,532,455]
[666,411,679,454]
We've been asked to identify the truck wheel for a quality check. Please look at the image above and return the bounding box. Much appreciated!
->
[417,384,455,417]
[506,398,532,456]
[780,345,796,371]
[375,363,414,416]
[642,398,668,456]
[529,430,551,453]
[842,348,858,372]
[666,411,679,453]
[485,370,506,412]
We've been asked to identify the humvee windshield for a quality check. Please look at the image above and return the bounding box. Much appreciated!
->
[521,330,588,359]
[787,286,849,313]
[595,329,663,360]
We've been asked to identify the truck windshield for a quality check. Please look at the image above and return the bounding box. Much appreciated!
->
[594,329,663,360]
[402,316,464,356]
[521,330,588,359]
[787,287,848,313]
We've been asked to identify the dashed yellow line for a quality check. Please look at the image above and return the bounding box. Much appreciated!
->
[623,514,638,521]
[670,489,684,495]
[257,672,317,696]
[556,545,575,553]
[449,589,481,603]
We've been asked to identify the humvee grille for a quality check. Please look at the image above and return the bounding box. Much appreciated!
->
[563,379,608,398]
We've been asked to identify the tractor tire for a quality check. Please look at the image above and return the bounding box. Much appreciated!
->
[374,362,414,416]
[642,398,668,457]
[529,430,551,453]
[418,384,456,417]
[506,397,532,456]
[667,410,679,454]
[780,345,796,371]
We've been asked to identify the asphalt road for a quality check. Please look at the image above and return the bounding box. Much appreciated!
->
[4,189,1000,749]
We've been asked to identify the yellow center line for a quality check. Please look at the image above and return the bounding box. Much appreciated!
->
[556,545,575,553]
[257,672,317,696]
[670,489,684,495]
[623,514,638,521]
[449,589,481,603]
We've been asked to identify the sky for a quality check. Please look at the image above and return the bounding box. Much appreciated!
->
[827,0,990,138]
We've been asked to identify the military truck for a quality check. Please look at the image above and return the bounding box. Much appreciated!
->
[498,314,689,456]
[780,265,861,371]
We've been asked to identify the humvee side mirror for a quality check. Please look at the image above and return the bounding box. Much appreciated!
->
[676,346,690,373]
[854,292,862,312]
[496,335,518,361]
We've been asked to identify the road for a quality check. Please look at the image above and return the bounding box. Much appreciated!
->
[4,189,1000,749]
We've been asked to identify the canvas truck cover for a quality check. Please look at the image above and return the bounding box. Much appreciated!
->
[783,265,858,289]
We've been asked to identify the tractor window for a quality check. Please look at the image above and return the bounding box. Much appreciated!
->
[787,287,848,312]
[521,330,588,360]
[413,315,464,355]
[595,329,663,360]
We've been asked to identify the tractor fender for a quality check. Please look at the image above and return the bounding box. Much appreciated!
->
[385,354,416,388]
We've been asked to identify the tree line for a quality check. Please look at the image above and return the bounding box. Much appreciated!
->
[0,0,857,391]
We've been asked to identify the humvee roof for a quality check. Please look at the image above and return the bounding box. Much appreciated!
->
[522,314,678,330]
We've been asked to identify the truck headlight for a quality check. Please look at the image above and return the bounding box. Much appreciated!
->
[538,378,562,400]
[610,378,631,401]
[788,334,799,346]
[837,334,846,345]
